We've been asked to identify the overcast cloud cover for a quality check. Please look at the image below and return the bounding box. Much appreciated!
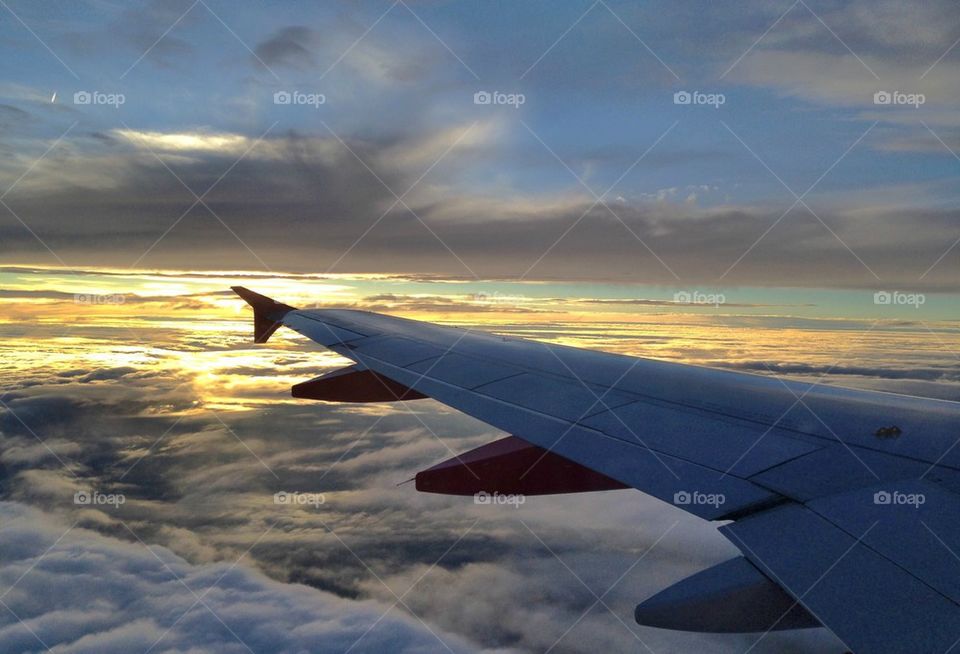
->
[2,1,960,653]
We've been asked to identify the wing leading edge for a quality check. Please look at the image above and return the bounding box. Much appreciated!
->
[233,287,960,650]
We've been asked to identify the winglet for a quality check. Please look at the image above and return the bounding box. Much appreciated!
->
[231,286,297,343]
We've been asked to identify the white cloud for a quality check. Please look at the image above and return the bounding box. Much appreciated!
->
[113,129,253,155]
[0,502,483,654]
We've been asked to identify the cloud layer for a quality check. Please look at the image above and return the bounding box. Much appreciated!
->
[6,271,946,651]
[0,502,480,654]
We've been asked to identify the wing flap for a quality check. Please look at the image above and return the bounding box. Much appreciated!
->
[722,504,960,653]
[807,480,960,606]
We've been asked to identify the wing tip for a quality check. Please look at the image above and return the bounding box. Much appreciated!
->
[231,286,296,343]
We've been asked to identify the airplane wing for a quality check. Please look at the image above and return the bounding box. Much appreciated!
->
[234,287,960,652]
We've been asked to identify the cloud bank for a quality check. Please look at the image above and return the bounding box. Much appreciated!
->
[0,501,482,654]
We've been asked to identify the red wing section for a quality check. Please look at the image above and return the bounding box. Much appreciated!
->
[416,435,628,496]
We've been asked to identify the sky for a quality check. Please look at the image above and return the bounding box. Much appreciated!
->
[2,1,960,653]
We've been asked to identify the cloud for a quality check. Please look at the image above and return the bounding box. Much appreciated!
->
[572,298,811,308]
[60,0,200,69]
[113,129,256,156]
[721,360,960,383]
[0,502,481,654]
[254,26,317,69]
[3,124,960,289]
[1,0,957,290]
[719,0,960,128]
[0,305,862,653]
[0,104,31,131]
[356,293,550,314]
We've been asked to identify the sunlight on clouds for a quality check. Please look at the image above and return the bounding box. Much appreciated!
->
[378,119,502,171]
[114,128,253,154]
[4,264,960,409]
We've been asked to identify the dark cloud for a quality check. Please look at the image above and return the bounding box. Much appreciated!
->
[0,104,30,131]
[254,26,317,69]
[2,128,959,289]
[61,0,200,67]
